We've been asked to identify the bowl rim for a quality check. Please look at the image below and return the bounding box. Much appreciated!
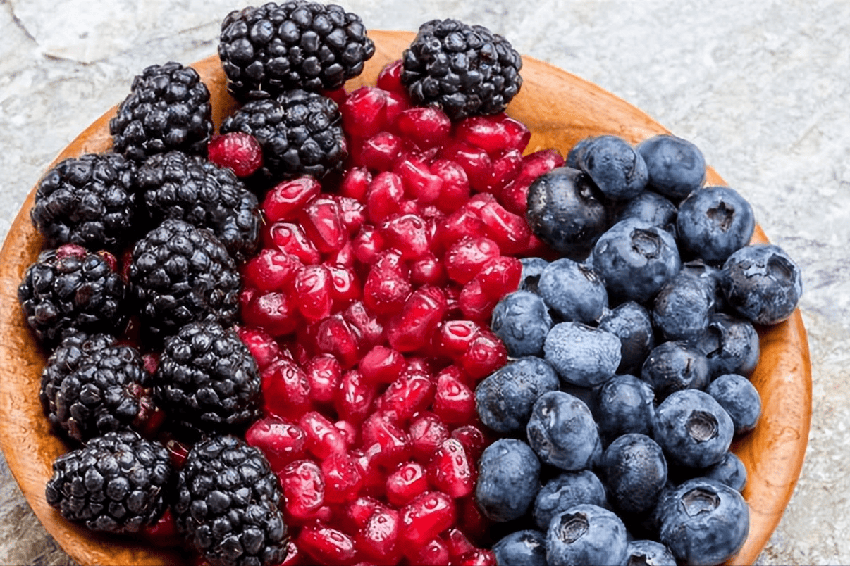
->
[0,29,812,566]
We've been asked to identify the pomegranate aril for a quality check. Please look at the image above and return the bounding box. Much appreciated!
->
[410,537,451,566]
[460,329,508,380]
[280,540,303,566]
[437,320,482,360]
[243,249,302,292]
[264,177,322,222]
[321,451,364,505]
[359,345,406,385]
[395,107,452,149]
[427,438,474,498]
[385,288,448,353]
[344,496,385,531]
[280,459,325,523]
[140,508,179,546]
[335,420,358,448]
[441,141,494,193]
[444,236,501,285]
[207,132,263,178]
[264,221,322,265]
[304,354,342,405]
[399,491,456,549]
[381,213,431,260]
[326,265,360,307]
[359,131,403,171]
[433,207,486,256]
[361,411,412,469]
[246,416,307,470]
[483,148,523,195]
[500,177,532,216]
[351,445,387,497]
[385,462,427,508]
[291,264,333,321]
[300,411,347,460]
[376,59,406,96]
[431,159,471,213]
[342,87,393,139]
[375,372,436,424]
[334,369,376,424]
[297,524,358,566]
[409,412,451,463]
[366,171,405,222]
[352,224,385,265]
[332,195,366,234]
[458,278,498,322]
[444,528,476,560]
[355,507,402,566]
[478,199,532,254]
[455,114,531,155]
[363,251,412,316]
[515,148,565,186]
[475,256,523,299]
[241,290,302,337]
[236,326,281,371]
[340,166,372,201]
[410,253,447,287]
[261,357,312,419]
[299,197,347,254]
[308,314,360,368]
[433,371,476,425]
[341,301,385,353]
[451,424,488,463]
[456,496,490,546]
[394,156,443,204]
[327,241,355,268]
[458,549,498,566]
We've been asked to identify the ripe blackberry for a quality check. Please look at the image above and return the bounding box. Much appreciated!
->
[219,1,375,100]
[220,89,347,182]
[174,435,288,566]
[31,152,137,252]
[45,431,173,534]
[127,219,241,344]
[137,151,260,261]
[154,320,261,434]
[17,244,127,345]
[40,332,158,442]
[401,19,523,121]
[110,61,213,161]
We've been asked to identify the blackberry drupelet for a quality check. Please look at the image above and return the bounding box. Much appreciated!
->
[154,320,261,434]
[40,332,157,442]
[31,153,137,252]
[137,151,260,261]
[174,435,288,566]
[401,19,523,121]
[219,89,347,182]
[219,1,375,100]
[110,61,213,161]
[127,219,241,344]
[18,244,127,345]
[45,431,173,534]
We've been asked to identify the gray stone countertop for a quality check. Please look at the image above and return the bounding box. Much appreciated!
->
[1,0,848,564]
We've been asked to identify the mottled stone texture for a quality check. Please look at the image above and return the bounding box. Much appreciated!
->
[1,0,848,564]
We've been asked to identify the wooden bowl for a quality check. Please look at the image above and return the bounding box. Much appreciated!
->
[0,30,811,566]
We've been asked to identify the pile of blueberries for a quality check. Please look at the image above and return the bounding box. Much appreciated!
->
[474,134,803,566]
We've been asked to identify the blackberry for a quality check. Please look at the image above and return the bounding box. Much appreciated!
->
[31,153,137,252]
[40,332,157,443]
[220,89,347,182]
[45,431,172,534]
[401,19,523,121]
[127,219,241,344]
[219,1,375,101]
[154,320,261,434]
[137,151,260,261]
[174,435,288,566]
[110,61,213,161]
[18,244,127,345]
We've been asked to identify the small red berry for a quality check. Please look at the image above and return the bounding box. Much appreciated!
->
[207,132,263,177]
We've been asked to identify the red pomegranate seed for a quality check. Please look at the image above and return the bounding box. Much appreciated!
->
[297,524,358,566]
[280,540,303,566]
[376,60,406,96]
[500,177,532,216]
[455,114,530,155]
[410,253,447,287]
[399,491,456,549]
[515,148,565,186]
[264,221,322,265]
[335,420,358,448]
[163,437,189,469]
[359,345,406,385]
[363,251,412,316]
[342,87,393,139]
[458,278,498,322]
[327,241,355,268]
[246,416,307,470]
[264,177,322,222]
[427,438,474,498]
[355,506,402,566]
[460,329,508,380]
[410,537,451,566]
[386,462,429,507]
[243,249,303,292]
[261,357,312,419]
[299,411,347,460]
[432,207,485,255]
[458,549,498,566]
[375,372,436,424]
[359,131,403,171]
[451,424,488,463]
[475,256,523,299]
[366,171,405,223]
[332,195,367,235]
[236,326,281,371]
[456,496,490,545]
[344,496,386,531]
[207,132,263,177]
[321,451,364,505]
[436,321,482,360]
[279,459,325,523]
[396,107,452,149]
[361,411,412,469]
[444,528,476,560]
[308,314,360,368]
[140,507,179,547]
[440,141,494,193]
[394,155,443,204]
[240,289,302,337]
[299,197,347,254]
[431,159,471,213]
[381,213,431,260]
[352,224,385,265]
[334,369,377,424]
[291,264,334,321]
[409,412,451,463]
[340,166,372,201]
[351,445,386,498]
[324,85,348,106]
[341,301,385,353]
[385,286,448,353]
[304,354,342,405]
[478,199,532,254]
[327,265,361,307]
[444,237,501,285]
[483,148,523,195]
[433,371,476,425]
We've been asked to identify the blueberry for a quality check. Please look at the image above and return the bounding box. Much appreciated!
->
[617,190,678,235]
[676,186,755,263]
[653,389,734,469]
[533,470,608,530]
[544,322,621,388]
[598,301,655,374]
[575,135,648,201]
[680,258,724,311]
[475,438,541,522]
[545,504,628,566]
[538,258,608,324]
[599,433,667,515]
[591,219,681,305]
[702,451,748,492]
[519,257,550,294]
[624,539,678,566]
[693,312,760,379]
[565,136,598,169]
[593,374,655,445]
[475,357,560,434]
[492,529,548,566]
[719,243,803,325]
[657,478,749,566]
[652,271,715,342]
[526,391,602,471]
[636,134,706,202]
[707,373,761,435]
[491,291,553,357]
[526,167,611,259]
[640,341,710,401]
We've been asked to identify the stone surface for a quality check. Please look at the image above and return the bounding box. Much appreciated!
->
[1,0,848,564]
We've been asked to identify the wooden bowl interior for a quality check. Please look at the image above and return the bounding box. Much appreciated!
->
[0,30,812,566]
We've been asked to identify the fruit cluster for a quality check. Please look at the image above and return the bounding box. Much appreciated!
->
[14,2,805,566]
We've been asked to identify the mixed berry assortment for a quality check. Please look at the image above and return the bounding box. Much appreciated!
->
[15,2,804,566]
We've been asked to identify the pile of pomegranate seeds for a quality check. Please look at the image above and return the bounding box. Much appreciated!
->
[234,60,565,565]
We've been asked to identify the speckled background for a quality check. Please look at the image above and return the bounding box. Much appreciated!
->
[1,0,848,564]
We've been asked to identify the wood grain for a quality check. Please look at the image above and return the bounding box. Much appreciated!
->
[0,30,812,566]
